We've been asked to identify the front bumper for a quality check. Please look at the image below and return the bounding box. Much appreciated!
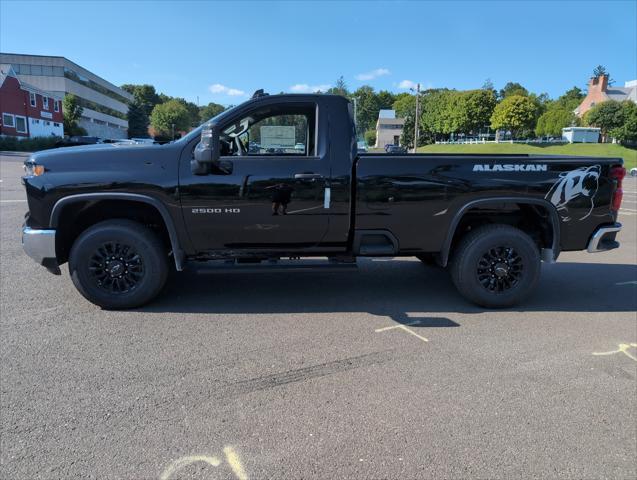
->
[22,227,60,274]
[587,223,622,253]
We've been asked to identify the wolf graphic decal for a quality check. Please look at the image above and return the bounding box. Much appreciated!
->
[545,165,601,221]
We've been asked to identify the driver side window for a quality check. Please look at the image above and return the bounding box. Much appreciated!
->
[222,105,316,157]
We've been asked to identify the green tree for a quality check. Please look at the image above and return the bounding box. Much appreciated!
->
[159,96,200,127]
[126,99,149,138]
[150,100,191,139]
[498,82,529,99]
[591,65,614,87]
[585,100,625,141]
[393,93,417,147]
[364,129,376,147]
[121,84,160,116]
[352,85,380,136]
[555,86,584,111]
[535,108,576,137]
[459,89,497,133]
[121,84,161,137]
[199,102,225,123]
[62,94,84,135]
[610,102,637,143]
[593,65,607,78]
[490,95,538,138]
[327,76,349,97]
[420,89,454,137]
[376,90,395,110]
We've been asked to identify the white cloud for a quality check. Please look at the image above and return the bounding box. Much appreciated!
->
[209,83,246,96]
[355,68,390,81]
[398,79,418,89]
[289,83,331,93]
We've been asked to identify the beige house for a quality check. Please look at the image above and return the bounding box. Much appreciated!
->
[575,75,637,118]
[374,109,404,148]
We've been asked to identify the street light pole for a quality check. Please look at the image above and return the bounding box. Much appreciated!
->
[171,123,175,141]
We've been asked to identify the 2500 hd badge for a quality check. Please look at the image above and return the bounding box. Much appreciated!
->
[192,208,241,214]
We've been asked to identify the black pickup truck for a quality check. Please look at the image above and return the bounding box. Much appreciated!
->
[22,93,626,309]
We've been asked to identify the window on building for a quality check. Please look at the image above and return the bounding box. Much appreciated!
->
[43,96,49,110]
[31,65,42,76]
[30,92,36,107]
[15,116,27,133]
[54,100,59,112]
[42,66,53,76]
[2,113,15,127]
[53,122,60,127]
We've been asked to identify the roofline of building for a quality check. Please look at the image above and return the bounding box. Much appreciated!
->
[0,64,63,100]
[0,52,133,100]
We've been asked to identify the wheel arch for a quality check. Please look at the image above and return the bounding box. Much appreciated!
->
[50,193,185,270]
[440,197,561,267]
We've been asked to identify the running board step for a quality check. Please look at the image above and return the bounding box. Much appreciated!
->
[194,259,358,274]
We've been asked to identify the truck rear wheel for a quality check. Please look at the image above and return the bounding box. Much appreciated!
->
[68,219,168,309]
[449,224,540,308]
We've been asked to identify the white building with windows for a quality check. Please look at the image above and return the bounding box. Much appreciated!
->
[374,109,404,148]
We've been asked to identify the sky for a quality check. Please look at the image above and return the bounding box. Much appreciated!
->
[1,0,636,106]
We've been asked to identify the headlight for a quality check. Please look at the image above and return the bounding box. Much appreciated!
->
[23,163,45,176]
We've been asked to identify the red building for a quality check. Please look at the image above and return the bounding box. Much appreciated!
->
[0,64,63,138]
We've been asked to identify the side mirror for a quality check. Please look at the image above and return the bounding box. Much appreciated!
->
[192,124,224,175]
[194,123,220,164]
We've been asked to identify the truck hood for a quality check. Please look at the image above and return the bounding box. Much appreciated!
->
[29,142,165,162]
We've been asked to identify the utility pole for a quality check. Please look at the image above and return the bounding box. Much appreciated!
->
[413,83,420,152]
[171,123,175,141]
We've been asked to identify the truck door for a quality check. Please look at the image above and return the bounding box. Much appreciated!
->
[179,102,331,252]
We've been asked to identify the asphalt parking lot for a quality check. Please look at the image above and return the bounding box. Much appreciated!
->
[1,153,636,479]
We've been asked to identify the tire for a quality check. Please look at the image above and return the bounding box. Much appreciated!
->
[68,219,168,309]
[449,224,540,308]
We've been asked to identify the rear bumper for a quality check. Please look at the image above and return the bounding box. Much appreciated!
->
[587,223,622,253]
[22,227,60,274]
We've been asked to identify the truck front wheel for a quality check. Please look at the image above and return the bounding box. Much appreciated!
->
[68,219,168,309]
[449,224,540,308]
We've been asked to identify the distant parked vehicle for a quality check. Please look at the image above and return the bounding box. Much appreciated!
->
[386,145,407,154]
[294,142,305,152]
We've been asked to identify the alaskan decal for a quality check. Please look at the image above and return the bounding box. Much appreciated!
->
[545,165,601,222]
[473,164,548,172]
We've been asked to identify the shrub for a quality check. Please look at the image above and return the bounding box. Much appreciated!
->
[0,136,63,152]
[364,129,376,147]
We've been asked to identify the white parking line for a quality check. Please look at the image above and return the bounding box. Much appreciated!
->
[0,199,27,203]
